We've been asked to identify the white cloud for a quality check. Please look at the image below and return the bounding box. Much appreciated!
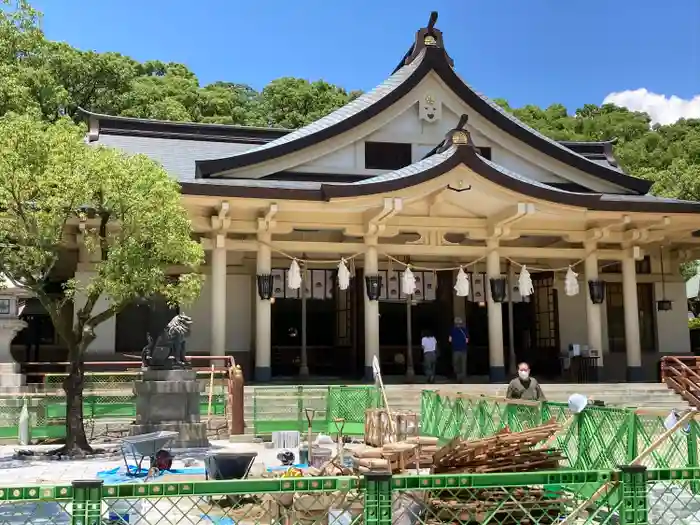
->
[603,88,700,125]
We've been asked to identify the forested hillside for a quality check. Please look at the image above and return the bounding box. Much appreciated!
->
[3,0,699,245]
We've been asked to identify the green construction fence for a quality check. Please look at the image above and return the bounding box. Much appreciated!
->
[420,389,699,471]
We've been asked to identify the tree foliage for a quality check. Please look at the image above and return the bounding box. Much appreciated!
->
[0,111,204,452]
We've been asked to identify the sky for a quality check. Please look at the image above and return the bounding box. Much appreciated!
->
[33,0,700,125]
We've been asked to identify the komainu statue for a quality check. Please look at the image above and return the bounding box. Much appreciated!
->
[141,313,193,370]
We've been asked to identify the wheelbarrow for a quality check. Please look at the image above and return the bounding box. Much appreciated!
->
[119,431,179,476]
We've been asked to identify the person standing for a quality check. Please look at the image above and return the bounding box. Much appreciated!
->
[421,330,438,383]
[506,362,546,401]
[449,317,469,382]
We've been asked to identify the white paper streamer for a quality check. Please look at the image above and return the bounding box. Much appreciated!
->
[337,258,351,290]
[454,267,470,297]
[287,259,302,290]
[402,266,417,295]
[518,265,534,297]
[564,266,579,296]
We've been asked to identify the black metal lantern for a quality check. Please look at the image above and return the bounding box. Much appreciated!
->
[365,275,382,301]
[489,277,507,303]
[657,299,673,311]
[656,247,673,312]
[588,280,605,305]
[256,274,274,300]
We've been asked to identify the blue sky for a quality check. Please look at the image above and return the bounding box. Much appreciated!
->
[34,1,699,121]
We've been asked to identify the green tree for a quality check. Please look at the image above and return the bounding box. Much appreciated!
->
[258,77,360,128]
[197,82,262,125]
[0,113,204,454]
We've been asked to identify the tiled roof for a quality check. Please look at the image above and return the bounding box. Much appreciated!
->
[96,135,255,182]
[228,51,426,156]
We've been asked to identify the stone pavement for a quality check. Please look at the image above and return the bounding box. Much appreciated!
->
[0,440,280,485]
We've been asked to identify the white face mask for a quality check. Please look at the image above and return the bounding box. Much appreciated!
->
[518,370,530,380]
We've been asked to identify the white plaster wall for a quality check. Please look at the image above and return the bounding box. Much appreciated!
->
[555,281,588,352]
[293,143,358,171]
[655,281,691,354]
[187,272,253,354]
[73,271,116,354]
[226,274,253,352]
[556,274,690,357]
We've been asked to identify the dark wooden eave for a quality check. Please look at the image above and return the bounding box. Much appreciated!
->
[194,24,651,194]
[78,108,291,144]
[181,129,700,214]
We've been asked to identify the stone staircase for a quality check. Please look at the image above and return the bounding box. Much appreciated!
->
[241,382,687,434]
[381,383,687,412]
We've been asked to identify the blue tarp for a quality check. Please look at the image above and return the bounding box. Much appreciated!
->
[266,464,308,472]
[97,465,206,484]
[200,517,235,525]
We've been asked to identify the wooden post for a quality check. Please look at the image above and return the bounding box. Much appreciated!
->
[206,364,215,426]
[230,364,245,435]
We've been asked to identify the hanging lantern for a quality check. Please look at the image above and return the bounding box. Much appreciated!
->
[564,266,579,296]
[454,267,470,297]
[402,266,417,295]
[287,259,302,290]
[256,274,273,300]
[365,275,382,301]
[518,265,534,297]
[337,259,351,291]
[588,280,605,304]
[489,277,507,303]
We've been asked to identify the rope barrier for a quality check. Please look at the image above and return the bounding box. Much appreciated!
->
[261,240,620,275]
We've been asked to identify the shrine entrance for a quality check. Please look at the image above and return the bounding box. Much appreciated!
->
[270,267,359,378]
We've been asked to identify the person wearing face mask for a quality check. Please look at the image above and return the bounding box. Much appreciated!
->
[506,362,546,401]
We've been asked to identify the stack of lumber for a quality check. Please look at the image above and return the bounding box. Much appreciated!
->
[433,421,563,474]
[352,436,440,473]
[401,423,566,525]
[425,487,569,525]
[405,436,440,467]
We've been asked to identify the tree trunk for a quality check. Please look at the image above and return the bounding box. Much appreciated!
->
[59,348,92,455]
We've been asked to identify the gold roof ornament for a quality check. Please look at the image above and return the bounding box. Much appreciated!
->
[424,35,437,46]
[452,130,469,145]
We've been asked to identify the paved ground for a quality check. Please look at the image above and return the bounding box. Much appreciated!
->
[0,441,284,485]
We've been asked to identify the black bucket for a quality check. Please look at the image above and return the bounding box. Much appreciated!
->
[205,452,258,480]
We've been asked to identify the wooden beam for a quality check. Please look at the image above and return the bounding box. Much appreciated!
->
[200,238,632,261]
[484,202,535,238]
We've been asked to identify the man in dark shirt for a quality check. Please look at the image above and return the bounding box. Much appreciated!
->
[506,362,546,401]
[449,317,469,382]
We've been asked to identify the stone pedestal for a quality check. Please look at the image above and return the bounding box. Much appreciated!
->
[0,319,27,390]
[131,369,209,448]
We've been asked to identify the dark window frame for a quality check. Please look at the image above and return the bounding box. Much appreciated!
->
[477,146,491,160]
[364,141,413,170]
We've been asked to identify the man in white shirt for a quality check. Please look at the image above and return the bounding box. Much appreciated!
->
[421,330,438,383]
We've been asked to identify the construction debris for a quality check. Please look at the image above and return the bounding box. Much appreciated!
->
[351,436,439,474]
[392,422,567,525]
[364,409,419,447]
[423,487,571,525]
[432,421,563,474]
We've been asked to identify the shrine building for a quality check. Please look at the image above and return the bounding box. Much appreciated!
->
[23,13,700,383]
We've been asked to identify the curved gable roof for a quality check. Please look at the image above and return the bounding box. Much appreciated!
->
[195,14,652,195]
[182,123,700,215]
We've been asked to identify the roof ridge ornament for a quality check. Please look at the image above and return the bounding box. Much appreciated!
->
[603,141,619,168]
[403,11,454,68]
[437,114,479,153]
